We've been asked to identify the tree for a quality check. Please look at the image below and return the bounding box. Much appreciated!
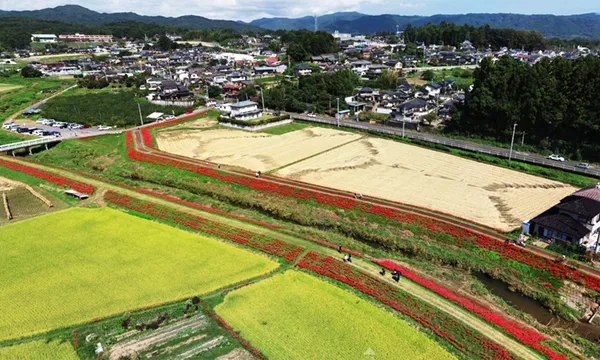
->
[21,66,42,78]
[422,70,435,81]
[155,35,174,51]
[422,112,437,125]
[238,85,257,100]
[287,43,309,62]
[207,86,223,98]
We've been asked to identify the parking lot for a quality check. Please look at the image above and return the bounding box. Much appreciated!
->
[7,119,111,139]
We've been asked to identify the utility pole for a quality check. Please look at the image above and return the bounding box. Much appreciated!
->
[336,97,340,127]
[402,119,405,138]
[137,102,144,126]
[260,87,265,112]
[521,132,526,146]
[509,123,517,164]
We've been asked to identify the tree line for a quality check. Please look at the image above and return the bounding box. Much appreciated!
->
[403,22,547,50]
[450,56,600,162]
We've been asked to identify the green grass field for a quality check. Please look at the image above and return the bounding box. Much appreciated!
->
[0,340,77,360]
[0,131,33,145]
[0,207,278,341]
[0,74,75,121]
[261,122,308,135]
[216,271,455,360]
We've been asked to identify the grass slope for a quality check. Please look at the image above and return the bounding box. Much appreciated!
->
[0,207,278,341]
[0,340,77,359]
[216,270,455,360]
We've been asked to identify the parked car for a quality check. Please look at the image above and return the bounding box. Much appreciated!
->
[2,123,14,130]
[575,163,592,169]
[48,131,61,136]
[32,130,45,136]
[52,122,65,128]
[185,109,194,114]
[16,127,30,133]
[80,124,91,129]
[97,125,112,131]
[547,154,565,162]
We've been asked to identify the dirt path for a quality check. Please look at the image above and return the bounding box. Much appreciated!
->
[0,156,546,360]
[7,84,77,121]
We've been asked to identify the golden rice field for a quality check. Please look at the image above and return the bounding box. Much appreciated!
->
[215,270,455,360]
[157,125,574,230]
[0,207,278,341]
[0,340,77,360]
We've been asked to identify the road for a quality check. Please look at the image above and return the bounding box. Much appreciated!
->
[289,113,600,178]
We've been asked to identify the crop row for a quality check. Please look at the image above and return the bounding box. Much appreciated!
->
[104,190,303,263]
[296,251,516,360]
[0,157,94,194]
[127,132,600,293]
[373,259,569,360]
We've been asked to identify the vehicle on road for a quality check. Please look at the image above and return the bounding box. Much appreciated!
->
[98,125,112,131]
[81,124,91,129]
[547,154,565,162]
[575,163,592,169]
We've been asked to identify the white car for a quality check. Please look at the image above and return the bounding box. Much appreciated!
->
[547,154,565,162]
[97,125,113,131]
[32,130,45,136]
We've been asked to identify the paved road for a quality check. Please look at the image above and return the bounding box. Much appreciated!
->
[289,114,600,178]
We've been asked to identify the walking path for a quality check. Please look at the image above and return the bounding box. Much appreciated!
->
[131,128,600,280]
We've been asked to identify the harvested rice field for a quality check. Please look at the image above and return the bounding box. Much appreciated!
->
[157,125,575,231]
[156,126,362,172]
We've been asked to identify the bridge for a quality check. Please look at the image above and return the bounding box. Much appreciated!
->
[0,136,62,155]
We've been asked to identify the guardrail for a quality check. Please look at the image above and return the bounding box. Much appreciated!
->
[0,136,61,153]
[290,114,600,178]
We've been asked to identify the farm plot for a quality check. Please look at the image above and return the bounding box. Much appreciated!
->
[3,187,50,220]
[0,340,77,360]
[274,137,575,231]
[215,270,455,360]
[0,207,278,341]
[156,126,362,172]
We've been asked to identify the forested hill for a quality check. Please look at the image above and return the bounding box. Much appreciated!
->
[250,12,600,39]
[450,56,600,162]
[0,4,259,32]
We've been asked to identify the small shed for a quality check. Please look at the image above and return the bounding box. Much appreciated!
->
[64,190,89,200]
[146,112,164,121]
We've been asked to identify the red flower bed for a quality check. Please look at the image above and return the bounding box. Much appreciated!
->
[126,135,600,293]
[374,259,568,360]
[199,299,267,359]
[104,191,303,263]
[140,128,154,148]
[0,158,94,194]
[297,252,516,360]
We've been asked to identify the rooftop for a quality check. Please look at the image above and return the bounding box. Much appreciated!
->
[230,100,258,109]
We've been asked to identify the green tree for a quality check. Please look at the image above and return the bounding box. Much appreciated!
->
[21,66,42,78]
[422,70,435,81]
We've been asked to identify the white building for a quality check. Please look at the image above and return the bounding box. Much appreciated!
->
[228,100,263,121]
[31,34,57,43]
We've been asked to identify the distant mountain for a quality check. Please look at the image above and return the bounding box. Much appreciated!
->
[250,12,600,39]
[0,4,260,32]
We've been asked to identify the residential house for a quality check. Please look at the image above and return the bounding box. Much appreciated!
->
[294,65,312,76]
[226,100,263,121]
[526,184,600,253]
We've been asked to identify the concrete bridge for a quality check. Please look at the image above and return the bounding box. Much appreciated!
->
[0,136,62,156]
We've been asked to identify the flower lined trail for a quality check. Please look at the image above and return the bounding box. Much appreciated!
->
[296,251,517,360]
[0,157,94,194]
[374,259,569,360]
[104,190,303,263]
[128,129,600,294]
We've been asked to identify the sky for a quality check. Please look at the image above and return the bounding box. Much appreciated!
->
[0,0,598,21]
